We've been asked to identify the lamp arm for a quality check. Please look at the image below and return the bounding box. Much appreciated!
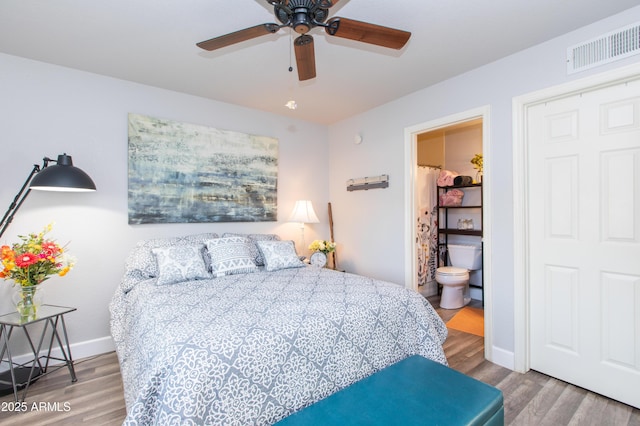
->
[0,163,41,239]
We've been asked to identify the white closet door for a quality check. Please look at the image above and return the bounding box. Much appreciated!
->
[527,77,640,409]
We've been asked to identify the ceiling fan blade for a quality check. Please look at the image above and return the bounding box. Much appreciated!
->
[197,23,280,51]
[325,17,410,49]
[294,34,316,81]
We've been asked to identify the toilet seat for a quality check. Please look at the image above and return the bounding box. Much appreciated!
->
[435,267,469,286]
[436,266,468,276]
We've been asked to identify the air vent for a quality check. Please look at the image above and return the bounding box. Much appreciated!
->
[567,22,640,74]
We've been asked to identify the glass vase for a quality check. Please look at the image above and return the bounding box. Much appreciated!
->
[12,285,44,321]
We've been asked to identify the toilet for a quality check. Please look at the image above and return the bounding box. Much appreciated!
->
[436,244,482,309]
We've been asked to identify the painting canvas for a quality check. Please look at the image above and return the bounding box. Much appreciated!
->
[128,113,278,224]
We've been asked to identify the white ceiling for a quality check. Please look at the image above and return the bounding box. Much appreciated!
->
[0,0,637,124]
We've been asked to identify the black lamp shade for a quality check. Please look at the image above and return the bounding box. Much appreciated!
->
[29,154,96,192]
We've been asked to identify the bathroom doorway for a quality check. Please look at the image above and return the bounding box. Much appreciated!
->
[404,106,492,360]
[416,119,483,302]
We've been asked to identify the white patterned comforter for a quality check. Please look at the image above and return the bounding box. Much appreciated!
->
[110,266,447,425]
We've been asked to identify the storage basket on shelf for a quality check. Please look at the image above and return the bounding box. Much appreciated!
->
[439,189,464,207]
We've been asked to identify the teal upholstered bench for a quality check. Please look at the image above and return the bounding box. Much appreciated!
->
[276,355,504,426]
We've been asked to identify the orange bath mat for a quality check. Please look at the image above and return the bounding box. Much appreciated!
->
[446,307,484,337]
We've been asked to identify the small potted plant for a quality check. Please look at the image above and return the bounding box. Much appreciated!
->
[470,153,483,183]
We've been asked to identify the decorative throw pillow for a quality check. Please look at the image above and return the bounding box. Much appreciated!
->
[126,236,183,279]
[180,232,219,273]
[125,233,218,279]
[206,237,258,277]
[223,233,280,266]
[256,240,305,272]
[152,244,211,285]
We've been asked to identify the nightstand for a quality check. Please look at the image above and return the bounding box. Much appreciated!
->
[0,304,77,402]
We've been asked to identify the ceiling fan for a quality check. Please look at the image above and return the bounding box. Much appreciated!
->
[196,0,411,81]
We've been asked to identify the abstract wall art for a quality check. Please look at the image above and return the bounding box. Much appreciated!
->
[128,113,278,224]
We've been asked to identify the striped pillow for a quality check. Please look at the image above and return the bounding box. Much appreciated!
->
[206,237,258,277]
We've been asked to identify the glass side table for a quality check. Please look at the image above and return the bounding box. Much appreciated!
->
[0,304,77,402]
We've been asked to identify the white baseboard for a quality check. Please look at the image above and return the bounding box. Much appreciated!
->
[66,336,115,360]
[489,345,515,370]
[0,336,115,371]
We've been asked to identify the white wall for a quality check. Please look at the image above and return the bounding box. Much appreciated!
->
[444,125,483,180]
[0,53,329,358]
[328,6,640,367]
[3,5,639,368]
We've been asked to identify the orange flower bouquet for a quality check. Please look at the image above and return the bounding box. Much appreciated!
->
[0,223,75,287]
[1,224,74,319]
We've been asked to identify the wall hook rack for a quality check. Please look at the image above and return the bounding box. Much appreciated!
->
[346,174,389,191]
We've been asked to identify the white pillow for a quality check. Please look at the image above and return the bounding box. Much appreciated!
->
[125,233,218,279]
[206,237,258,277]
[222,233,280,266]
[152,244,210,285]
[256,240,305,272]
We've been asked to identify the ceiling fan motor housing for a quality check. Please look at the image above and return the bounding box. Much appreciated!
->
[275,0,329,34]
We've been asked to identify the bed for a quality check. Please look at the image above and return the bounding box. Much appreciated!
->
[110,232,448,425]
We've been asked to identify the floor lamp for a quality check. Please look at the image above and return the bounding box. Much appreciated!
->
[288,200,319,255]
[0,154,96,239]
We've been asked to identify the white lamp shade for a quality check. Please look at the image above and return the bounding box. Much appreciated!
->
[288,200,319,223]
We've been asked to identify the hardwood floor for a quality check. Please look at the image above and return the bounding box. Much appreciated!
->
[429,296,640,426]
[0,351,125,425]
[0,298,638,425]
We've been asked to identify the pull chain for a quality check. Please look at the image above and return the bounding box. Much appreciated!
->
[285,29,297,110]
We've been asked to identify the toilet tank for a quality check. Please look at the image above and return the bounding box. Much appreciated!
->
[447,244,482,270]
